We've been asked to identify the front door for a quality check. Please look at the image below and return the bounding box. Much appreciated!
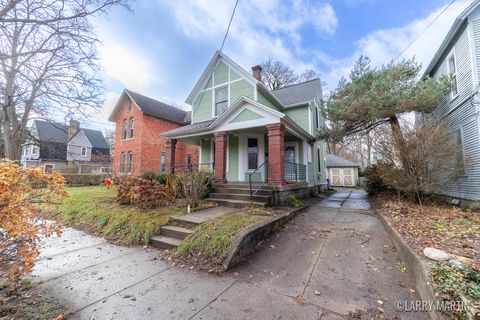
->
[284,144,297,181]
[239,134,265,181]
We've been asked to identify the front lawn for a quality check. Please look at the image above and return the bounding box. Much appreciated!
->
[52,186,187,245]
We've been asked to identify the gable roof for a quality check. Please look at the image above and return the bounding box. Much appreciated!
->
[271,78,320,107]
[82,128,109,149]
[185,51,259,105]
[325,154,360,167]
[32,120,108,149]
[108,89,190,124]
[424,0,480,76]
[163,96,315,142]
[34,120,68,144]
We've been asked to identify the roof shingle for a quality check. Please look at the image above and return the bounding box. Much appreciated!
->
[125,90,190,124]
[271,78,320,107]
[325,154,360,167]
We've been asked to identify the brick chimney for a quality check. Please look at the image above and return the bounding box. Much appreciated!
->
[68,120,80,140]
[252,65,262,82]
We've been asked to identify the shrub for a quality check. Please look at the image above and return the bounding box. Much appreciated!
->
[288,197,303,207]
[0,160,66,279]
[177,170,214,208]
[116,176,168,209]
[363,164,387,195]
[62,174,104,187]
[141,172,166,185]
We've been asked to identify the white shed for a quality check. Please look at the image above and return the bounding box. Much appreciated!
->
[325,154,360,187]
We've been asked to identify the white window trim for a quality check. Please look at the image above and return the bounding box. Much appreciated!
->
[308,145,313,163]
[81,147,87,156]
[44,163,55,172]
[446,50,459,101]
[284,142,299,164]
[308,106,313,134]
[31,145,39,155]
[212,85,230,119]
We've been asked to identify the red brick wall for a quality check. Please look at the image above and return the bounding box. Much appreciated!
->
[112,96,199,176]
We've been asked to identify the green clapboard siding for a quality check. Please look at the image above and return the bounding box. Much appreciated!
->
[257,92,279,111]
[285,107,309,132]
[230,109,263,123]
[230,69,241,81]
[230,79,254,103]
[192,90,212,123]
[214,61,229,86]
[201,138,212,163]
[227,135,239,181]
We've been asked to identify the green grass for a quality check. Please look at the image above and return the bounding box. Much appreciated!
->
[177,214,264,264]
[52,186,183,245]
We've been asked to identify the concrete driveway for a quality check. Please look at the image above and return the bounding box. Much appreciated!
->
[33,189,426,319]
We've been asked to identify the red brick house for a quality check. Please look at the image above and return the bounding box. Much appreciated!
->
[108,89,199,175]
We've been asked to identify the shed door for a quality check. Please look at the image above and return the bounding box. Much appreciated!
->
[342,169,354,186]
[331,169,342,186]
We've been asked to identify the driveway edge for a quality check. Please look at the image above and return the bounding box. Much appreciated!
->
[376,209,449,320]
[223,204,311,270]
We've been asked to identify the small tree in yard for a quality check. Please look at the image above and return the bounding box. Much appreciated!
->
[374,120,461,204]
[0,160,66,280]
[177,170,213,208]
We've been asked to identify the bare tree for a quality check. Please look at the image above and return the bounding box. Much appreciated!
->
[0,0,129,160]
[260,59,299,90]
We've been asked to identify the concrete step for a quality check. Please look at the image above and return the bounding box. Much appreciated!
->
[169,215,205,229]
[213,183,275,190]
[160,225,193,240]
[209,193,271,205]
[212,187,273,196]
[151,235,182,249]
[205,198,266,208]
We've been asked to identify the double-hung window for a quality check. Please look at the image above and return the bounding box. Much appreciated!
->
[214,86,228,117]
[447,54,458,99]
[81,147,87,156]
[129,118,135,139]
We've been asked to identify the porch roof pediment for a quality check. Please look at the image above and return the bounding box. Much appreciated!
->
[212,97,285,132]
[163,96,316,141]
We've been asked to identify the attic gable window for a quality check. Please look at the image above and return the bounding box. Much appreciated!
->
[214,86,228,117]
[447,54,458,99]
[127,99,132,112]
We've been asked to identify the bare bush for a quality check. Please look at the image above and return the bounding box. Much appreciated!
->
[177,170,213,208]
[375,120,461,203]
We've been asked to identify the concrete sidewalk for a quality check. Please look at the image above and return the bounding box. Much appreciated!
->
[33,189,426,319]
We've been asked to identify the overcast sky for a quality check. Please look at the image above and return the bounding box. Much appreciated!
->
[87,0,473,131]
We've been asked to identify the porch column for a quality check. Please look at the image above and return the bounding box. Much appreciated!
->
[165,138,177,174]
[267,123,287,186]
[214,132,228,183]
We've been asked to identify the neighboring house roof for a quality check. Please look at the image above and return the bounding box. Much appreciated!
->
[162,120,214,136]
[271,78,320,107]
[424,0,479,76]
[325,154,360,167]
[82,128,109,149]
[32,120,108,148]
[108,89,191,124]
[34,120,68,143]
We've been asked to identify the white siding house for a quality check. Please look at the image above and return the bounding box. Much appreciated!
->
[422,0,480,206]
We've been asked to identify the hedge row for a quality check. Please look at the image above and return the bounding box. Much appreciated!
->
[62,174,106,187]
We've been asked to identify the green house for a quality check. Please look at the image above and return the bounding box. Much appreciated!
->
[163,51,327,205]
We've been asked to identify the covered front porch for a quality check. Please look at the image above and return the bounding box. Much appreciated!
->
[166,122,312,187]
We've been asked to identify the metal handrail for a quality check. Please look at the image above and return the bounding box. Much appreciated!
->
[285,161,306,182]
[249,161,268,201]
